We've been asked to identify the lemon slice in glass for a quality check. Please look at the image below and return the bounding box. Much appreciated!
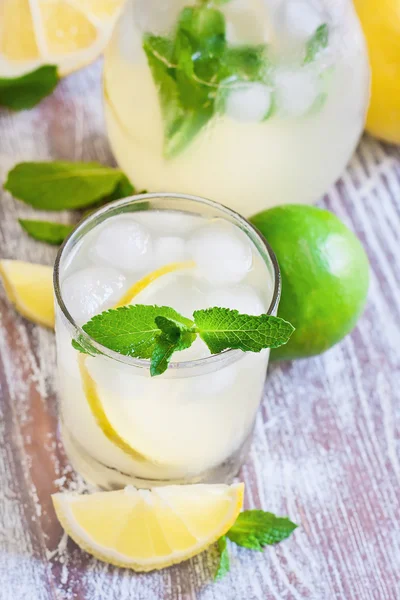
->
[53,482,244,571]
[79,260,195,464]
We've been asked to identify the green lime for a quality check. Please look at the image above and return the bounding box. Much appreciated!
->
[250,205,369,360]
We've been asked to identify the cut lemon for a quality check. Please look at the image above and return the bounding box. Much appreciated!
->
[0,260,54,328]
[354,0,400,144]
[114,260,195,308]
[0,0,125,78]
[79,260,195,463]
[52,483,244,571]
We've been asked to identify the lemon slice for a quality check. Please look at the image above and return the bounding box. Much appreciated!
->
[0,0,125,78]
[52,482,244,571]
[0,260,54,328]
[114,260,195,308]
[79,260,195,463]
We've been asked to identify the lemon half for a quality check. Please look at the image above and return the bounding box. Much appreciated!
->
[53,483,244,571]
[354,0,400,144]
[0,0,125,78]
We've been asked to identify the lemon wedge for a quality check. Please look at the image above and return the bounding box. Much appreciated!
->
[0,0,125,78]
[0,260,54,328]
[52,482,244,571]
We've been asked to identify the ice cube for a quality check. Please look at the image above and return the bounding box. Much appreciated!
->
[225,82,272,123]
[191,362,238,394]
[206,285,265,316]
[274,67,319,117]
[62,267,126,323]
[152,236,188,269]
[89,216,153,273]
[283,1,324,39]
[87,355,148,398]
[134,274,208,318]
[188,221,253,286]
[134,211,202,236]
[135,0,183,35]
[223,2,269,45]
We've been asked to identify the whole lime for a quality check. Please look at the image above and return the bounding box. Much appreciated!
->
[250,205,369,360]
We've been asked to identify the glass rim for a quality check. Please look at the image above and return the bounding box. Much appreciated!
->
[54,192,281,371]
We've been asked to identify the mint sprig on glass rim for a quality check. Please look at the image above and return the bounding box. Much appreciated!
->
[72,304,294,376]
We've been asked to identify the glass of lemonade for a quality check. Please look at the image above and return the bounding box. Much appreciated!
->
[103,0,370,216]
[54,194,280,489]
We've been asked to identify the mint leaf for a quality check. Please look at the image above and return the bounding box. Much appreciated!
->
[144,5,226,158]
[305,24,329,64]
[155,315,195,341]
[71,337,99,356]
[165,109,213,158]
[151,316,196,376]
[106,173,135,202]
[177,6,226,57]
[143,25,216,159]
[227,510,298,550]
[143,35,187,159]
[221,45,269,82]
[4,162,134,211]
[214,536,230,580]
[193,308,294,354]
[72,339,87,354]
[0,65,59,110]
[78,305,194,360]
[150,335,180,376]
[19,219,74,245]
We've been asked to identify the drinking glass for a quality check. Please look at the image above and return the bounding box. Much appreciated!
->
[54,194,281,489]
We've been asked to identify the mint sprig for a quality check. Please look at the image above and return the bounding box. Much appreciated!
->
[144,0,330,156]
[227,510,298,549]
[215,510,298,580]
[19,219,74,245]
[4,161,135,211]
[73,304,294,376]
[0,65,59,110]
[143,3,270,158]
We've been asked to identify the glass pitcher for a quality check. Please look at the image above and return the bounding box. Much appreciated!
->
[103,0,370,216]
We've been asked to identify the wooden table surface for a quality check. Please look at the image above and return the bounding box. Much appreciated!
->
[0,62,399,600]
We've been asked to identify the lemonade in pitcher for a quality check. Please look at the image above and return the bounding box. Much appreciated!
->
[54,194,284,489]
[104,0,370,215]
